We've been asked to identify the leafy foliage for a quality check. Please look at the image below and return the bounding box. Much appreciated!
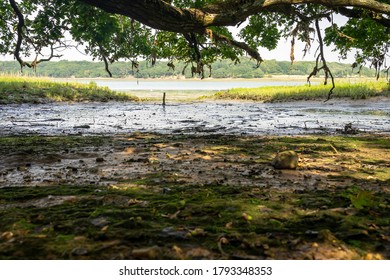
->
[0,0,389,81]
[0,59,377,78]
[325,16,390,79]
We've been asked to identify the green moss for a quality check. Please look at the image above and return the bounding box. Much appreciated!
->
[1,133,389,259]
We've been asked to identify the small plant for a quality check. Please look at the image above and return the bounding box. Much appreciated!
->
[349,191,375,210]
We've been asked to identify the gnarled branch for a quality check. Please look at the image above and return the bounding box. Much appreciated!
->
[78,0,390,34]
[9,0,31,70]
[307,19,335,101]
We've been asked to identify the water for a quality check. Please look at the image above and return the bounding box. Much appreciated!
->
[58,78,308,91]
[1,99,389,136]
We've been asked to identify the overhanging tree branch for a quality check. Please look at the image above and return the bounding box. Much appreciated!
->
[78,0,390,34]
[210,30,263,66]
[336,7,390,27]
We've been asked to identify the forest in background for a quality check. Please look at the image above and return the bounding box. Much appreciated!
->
[0,58,377,79]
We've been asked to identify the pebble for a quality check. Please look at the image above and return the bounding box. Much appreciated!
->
[271,151,299,170]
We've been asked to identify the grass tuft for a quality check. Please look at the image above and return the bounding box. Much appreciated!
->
[212,80,390,102]
[0,75,139,104]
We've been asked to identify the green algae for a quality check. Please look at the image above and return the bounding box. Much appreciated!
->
[0,133,389,259]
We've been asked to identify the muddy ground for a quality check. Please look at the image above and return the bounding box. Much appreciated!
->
[1,99,389,136]
[0,133,389,259]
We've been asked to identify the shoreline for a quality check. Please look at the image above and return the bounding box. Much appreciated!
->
[51,75,382,83]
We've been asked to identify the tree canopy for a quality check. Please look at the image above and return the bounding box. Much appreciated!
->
[1,0,389,94]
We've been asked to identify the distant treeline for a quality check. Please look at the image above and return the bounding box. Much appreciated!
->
[0,57,376,79]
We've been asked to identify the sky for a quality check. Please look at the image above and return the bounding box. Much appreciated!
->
[0,13,355,64]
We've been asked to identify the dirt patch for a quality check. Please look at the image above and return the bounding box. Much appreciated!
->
[0,133,389,259]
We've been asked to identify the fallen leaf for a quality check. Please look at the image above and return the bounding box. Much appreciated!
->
[73,236,87,241]
[185,247,211,258]
[169,210,181,219]
[172,245,184,259]
[189,228,206,237]
[32,234,47,238]
[225,222,233,229]
[132,246,161,259]
[201,155,212,160]
[364,253,383,260]
[128,198,142,205]
[242,213,253,221]
[219,237,229,244]
[1,231,14,240]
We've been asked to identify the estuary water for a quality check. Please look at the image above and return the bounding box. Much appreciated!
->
[56,78,309,91]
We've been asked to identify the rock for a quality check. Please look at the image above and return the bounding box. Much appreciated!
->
[90,217,109,227]
[71,247,88,256]
[96,157,105,163]
[271,150,299,170]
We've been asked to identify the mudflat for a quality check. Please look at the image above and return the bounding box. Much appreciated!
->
[0,133,389,259]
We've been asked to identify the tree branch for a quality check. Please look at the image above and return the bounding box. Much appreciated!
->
[210,30,263,66]
[9,0,31,70]
[78,0,390,34]
[9,0,64,72]
[336,7,390,27]
[308,19,335,101]
[99,45,113,77]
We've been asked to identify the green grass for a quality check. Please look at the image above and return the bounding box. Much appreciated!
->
[211,80,390,102]
[0,75,139,104]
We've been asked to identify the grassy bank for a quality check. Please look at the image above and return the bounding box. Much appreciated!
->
[0,75,139,104]
[0,133,389,259]
[212,80,390,102]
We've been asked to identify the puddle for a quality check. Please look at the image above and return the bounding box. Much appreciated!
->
[0,99,389,136]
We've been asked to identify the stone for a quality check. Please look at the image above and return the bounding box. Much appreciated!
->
[271,150,299,169]
[96,157,105,163]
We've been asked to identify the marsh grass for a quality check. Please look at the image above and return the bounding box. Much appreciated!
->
[212,80,390,102]
[0,75,139,104]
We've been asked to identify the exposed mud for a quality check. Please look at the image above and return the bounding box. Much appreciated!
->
[1,98,389,260]
[1,98,389,136]
[0,134,389,259]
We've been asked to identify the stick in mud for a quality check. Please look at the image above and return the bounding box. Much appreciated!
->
[162,92,166,106]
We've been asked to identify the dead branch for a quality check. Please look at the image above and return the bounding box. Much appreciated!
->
[99,45,113,77]
[307,19,335,101]
[184,33,204,78]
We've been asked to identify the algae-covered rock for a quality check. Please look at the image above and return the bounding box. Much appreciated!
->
[271,150,299,169]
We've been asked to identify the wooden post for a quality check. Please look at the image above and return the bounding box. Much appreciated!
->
[162,92,166,106]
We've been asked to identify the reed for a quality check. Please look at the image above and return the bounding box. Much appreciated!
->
[0,75,139,104]
[212,80,390,102]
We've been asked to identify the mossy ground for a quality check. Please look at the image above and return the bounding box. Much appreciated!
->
[0,133,389,259]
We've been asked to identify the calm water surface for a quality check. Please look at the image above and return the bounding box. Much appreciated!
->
[59,78,308,91]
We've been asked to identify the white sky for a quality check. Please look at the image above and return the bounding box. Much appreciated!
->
[0,13,355,64]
